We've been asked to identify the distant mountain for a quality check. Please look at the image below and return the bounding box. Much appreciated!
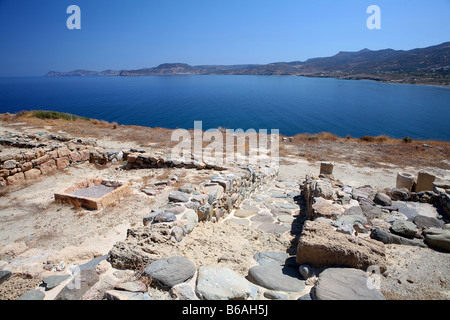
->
[46,42,450,85]
[46,69,120,77]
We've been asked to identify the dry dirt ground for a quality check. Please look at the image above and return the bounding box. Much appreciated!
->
[0,115,449,300]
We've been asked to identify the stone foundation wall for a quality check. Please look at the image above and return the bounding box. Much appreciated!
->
[124,152,227,171]
[0,138,123,187]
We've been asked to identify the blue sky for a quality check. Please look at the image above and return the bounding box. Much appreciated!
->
[0,0,449,76]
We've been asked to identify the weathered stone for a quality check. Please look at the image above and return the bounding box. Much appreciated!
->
[107,225,173,269]
[374,193,392,206]
[42,274,71,290]
[278,215,295,224]
[57,147,71,158]
[343,205,363,216]
[396,172,415,191]
[312,198,344,219]
[169,283,199,300]
[264,291,289,300]
[296,221,386,272]
[21,161,32,172]
[3,160,17,170]
[195,266,251,300]
[198,203,212,221]
[0,270,12,285]
[313,180,334,200]
[250,212,275,224]
[312,268,385,300]
[16,289,46,300]
[171,226,184,242]
[56,157,70,169]
[104,290,150,300]
[153,212,177,224]
[24,168,41,180]
[361,205,383,219]
[390,220,417,238]
[69,151,82,162]
[182,209,198,234]
[370,229,426,247]
[6,172,25,185]
[336,223,355,236]
[257,223,289,235]
[248,265,306,292]
[77,255,108,272]
[423,229,450,252]
[168,191,190,203]
[115,281,147,293]
[234,208,258,218]
[178,184,194,194]
[320,163,334,175]
[415,171,436,192]
[39,160,56,174]
[413,215,444,230]
[253,252,288,266]
[144,256,196,289]
[55,269,99,300]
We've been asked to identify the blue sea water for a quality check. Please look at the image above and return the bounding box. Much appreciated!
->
[0,75,449,141]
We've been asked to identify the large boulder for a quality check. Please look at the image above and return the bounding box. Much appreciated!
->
[390,220,418,238]
[370,229,426,247]
[248,265,306,292]
[143,256,196,289]
[413,215,444,230]
[253,252,289,266]
[107,224,173,269]
[195,266,251,300]
[296,221,386,272]
[313,180,334,200]
[374,193,392,206]
[423,229,450,252]
[312,268,385,300]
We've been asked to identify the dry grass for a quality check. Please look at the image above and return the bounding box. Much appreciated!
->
[1,111,449,169]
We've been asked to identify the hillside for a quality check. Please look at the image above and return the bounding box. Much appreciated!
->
[46,42,450,85]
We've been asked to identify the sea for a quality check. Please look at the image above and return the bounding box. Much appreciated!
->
[0,75,449,141]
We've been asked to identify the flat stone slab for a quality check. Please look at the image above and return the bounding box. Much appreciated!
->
[77,255,107,272]
[115,281,147,293]
[253,252,289,266]
[71,185,114,198]
[104,290,150,300]
[413,215,445,230]
[55,269,99,300]
[16,289,45,300]
[250,212,275,224]
[248,265,306,292]
[313,268,385,300]
[277,215,295,224]
[234,209,258,218]
[392,201,439,219]
[144,256,196,289]
[196,266,251,300]
[168,191,190,203]
[257,223,290,235]
[43,274,71,290]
